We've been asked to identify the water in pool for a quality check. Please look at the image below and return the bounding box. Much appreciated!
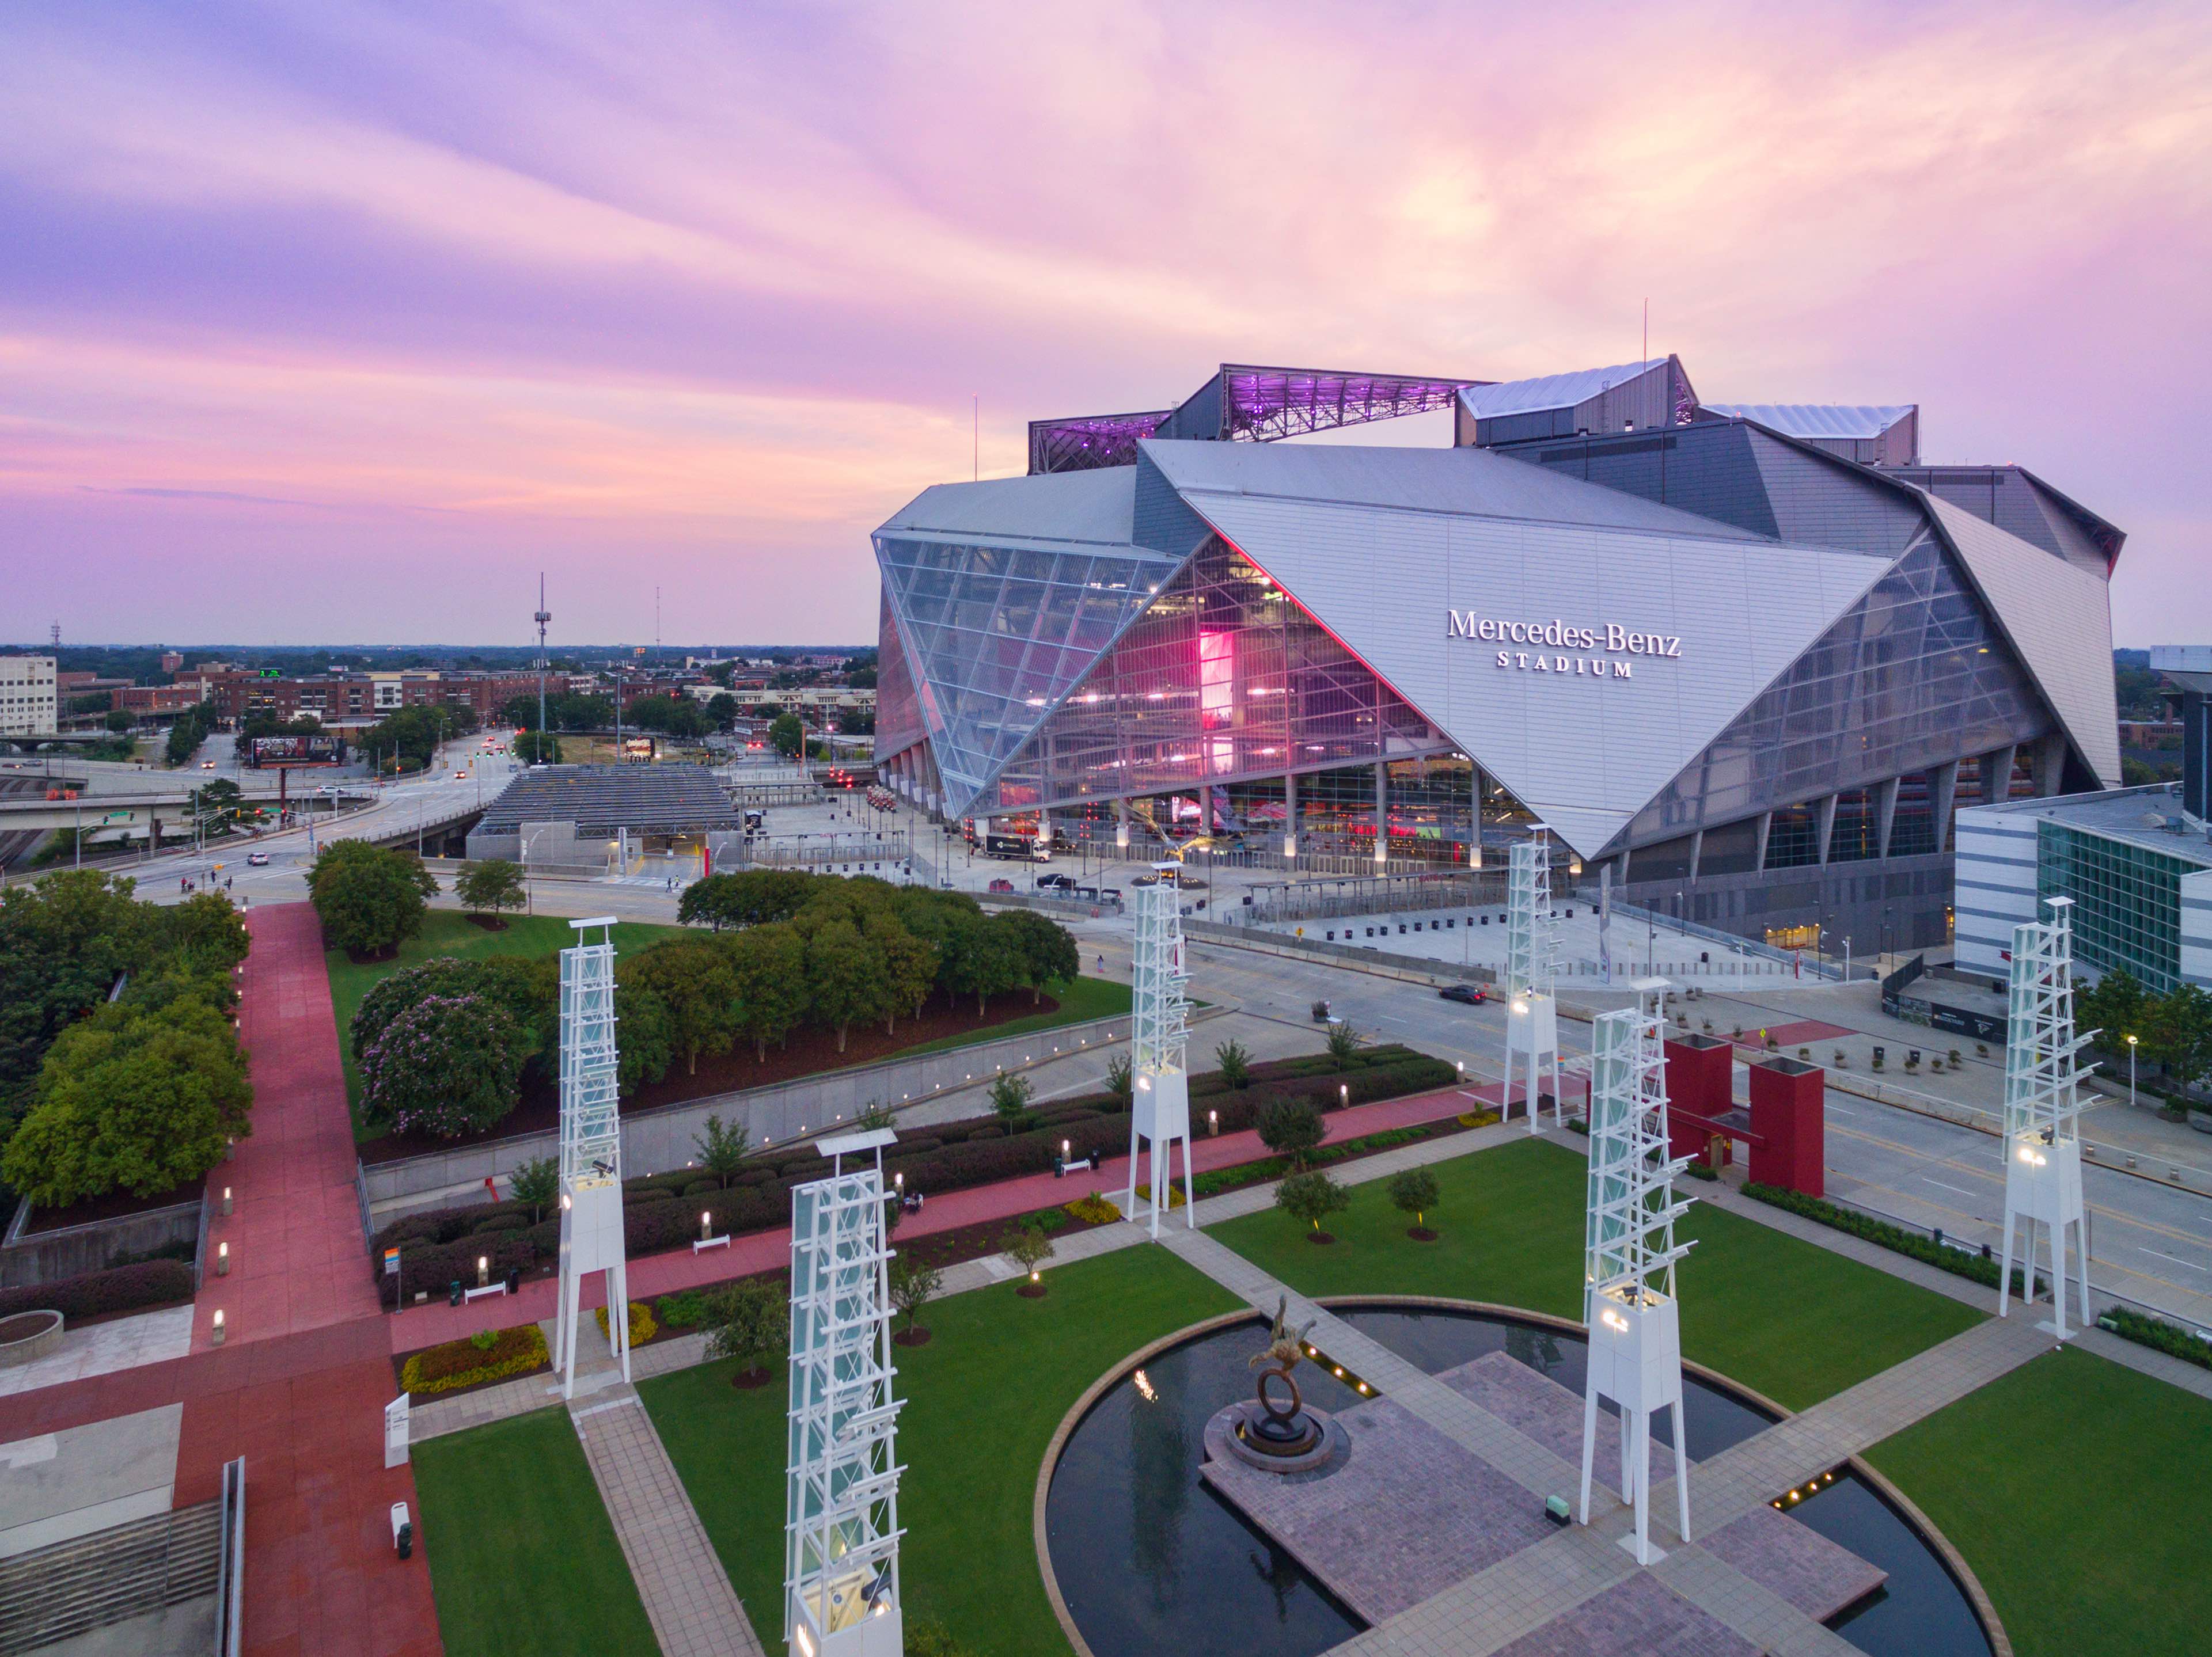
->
[1045,1305,1992,1657]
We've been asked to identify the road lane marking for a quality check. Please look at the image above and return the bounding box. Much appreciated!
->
[2139,1248,2208,1273]
[1922,1178,1979,1197]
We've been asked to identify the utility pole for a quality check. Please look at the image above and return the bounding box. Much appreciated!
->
[533,574,551,765]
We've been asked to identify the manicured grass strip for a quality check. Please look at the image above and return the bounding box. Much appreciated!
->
[642,1244,1240,1656]
[1866,1346,2212,1657]
[1744,1181,2040,1297]
[887,973,1132,1055]
[412,1405,659,1657]
[1208,1137,1983,1411]
[326,910,684,1122]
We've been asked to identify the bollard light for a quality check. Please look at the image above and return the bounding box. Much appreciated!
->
[210,1309,226,1346]
[217,1241,230,1276]
[895,1171,904,1190]
[701,1210,713,1240]
[1340,1084,1348,1104]
[1208,1109,1218,1135]
[477,1255,490,1288]
[221,1185,233,1217]
[1062,1139,1071,1160]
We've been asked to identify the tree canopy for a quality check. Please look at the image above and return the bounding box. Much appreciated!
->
[456,859,526,920]
[309,841,438,955]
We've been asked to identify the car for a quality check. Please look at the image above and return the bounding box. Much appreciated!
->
[454,769,468,780]
[987,877,1015,894]
[200,759,217,769]
[1439,983,1489,1005]
[247,852,270,866]
[1035,873,1074,891]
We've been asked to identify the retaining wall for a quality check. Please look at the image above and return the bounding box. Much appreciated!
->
[0,1199,200,1289]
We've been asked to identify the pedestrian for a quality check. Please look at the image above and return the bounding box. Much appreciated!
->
[1095,952,1105,974]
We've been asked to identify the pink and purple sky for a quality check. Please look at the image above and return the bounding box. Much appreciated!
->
[3,2,2208,648]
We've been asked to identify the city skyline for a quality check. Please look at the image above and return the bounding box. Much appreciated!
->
[3,1,2209,645]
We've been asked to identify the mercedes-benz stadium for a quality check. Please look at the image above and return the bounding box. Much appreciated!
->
[872,358,2122,952]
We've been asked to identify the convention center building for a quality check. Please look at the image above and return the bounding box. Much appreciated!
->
[872,358,2123,951]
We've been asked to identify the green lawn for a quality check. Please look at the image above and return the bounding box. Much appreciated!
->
[642,1244,1239,1656]
[412,1406,661,1657]
[327,910,684,1120]
[889,972,1132,1056]
[1208,1137,1984,1411]
[1866,1345,2212,1657]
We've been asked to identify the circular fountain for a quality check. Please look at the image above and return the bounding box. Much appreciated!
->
[1208,1297,1342,1474]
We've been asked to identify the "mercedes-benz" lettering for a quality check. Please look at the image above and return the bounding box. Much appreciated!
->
[1445,611,1681,678]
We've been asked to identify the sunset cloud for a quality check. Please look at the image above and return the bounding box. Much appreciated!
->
[0,1,2205,644]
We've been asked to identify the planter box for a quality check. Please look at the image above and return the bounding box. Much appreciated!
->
[0,1308,64,1367]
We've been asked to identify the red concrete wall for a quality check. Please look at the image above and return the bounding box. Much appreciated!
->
[1664,1035,1734,1161]
[1748,1058,1825,1196]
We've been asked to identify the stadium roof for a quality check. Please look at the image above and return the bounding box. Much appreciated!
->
[476,764,740,836]
[1459,360,1668,419]
[1702,403,1916,440]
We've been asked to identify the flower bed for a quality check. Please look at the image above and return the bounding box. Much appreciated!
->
[0,1260,195,1323]
[368,1045,1458,1308]
[397,1323,549,1397]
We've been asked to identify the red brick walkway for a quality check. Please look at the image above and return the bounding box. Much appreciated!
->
[0,904,441,1657]
[396,1078,1497,1350]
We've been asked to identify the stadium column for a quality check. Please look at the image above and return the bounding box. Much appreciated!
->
[1981,743,2017,805]
[1282,771,1297,858]
[1752,811,1772,874]
[1198,784,1212,839]
[1873,777,1901,859]
[2033,733,2068,797]
[1930,761,1960,853]
[1373,760,1388,865]
[1814,793,1838,865]
[1115,795,1129,852]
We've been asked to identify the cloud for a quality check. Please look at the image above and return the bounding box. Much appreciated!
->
[0,1,2206,643]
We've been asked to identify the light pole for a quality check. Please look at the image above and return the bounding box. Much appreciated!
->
[2127,1032,2139,1110]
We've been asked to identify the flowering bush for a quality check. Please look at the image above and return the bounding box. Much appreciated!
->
[595,1299,658,1347]
[359,993,526,1139]
[399,1323,548,1395]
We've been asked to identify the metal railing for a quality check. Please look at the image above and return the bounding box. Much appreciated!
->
[0,1504,220,1656]
[214,1458,246,1657]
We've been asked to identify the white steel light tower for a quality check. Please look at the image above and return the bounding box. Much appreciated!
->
[1125,875,1195,1237]
[1998,896,2095,1337]
[786,1130,905,1657]
[1504,835,1563,1132]
[1578,987,1695,1565]
[554,917,629,1399]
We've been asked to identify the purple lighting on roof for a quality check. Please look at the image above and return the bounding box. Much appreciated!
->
[1027,362,1484,473]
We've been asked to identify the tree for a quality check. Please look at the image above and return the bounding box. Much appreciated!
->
[868,913,938,1031]
[993,910,1080,1004]
[2145,984,2212,1100]
[692,1113,750,1187]
[1388,1168,1441,1238]
[308,842,437,956]
[614,979,676,1093]
[727,923,809,1061]
[704,1277,787,1382]
[1214,1039,1252,1089]
[1325,1022,1366,1069]
[1,993,252,1206]
[622,937,742,1075]
[514,730,561,765]
[455,860,526,924]
[705,693,741,731]
[103,709,135,734]
[189,777,246,836]
[678,873,745,930]
[1105,1052,1133,1107]
[769,712,805,758]
[509,1156,559,1222]
[352,954,553,1070]
[805,919,890,1052]
[888,1252,942,1342]
[944,912,1020,1016]
[358,993,526,1139]
[1275,1170,1349,1239]
[1003,1218,1056,1289]
[2078,968,2149,1055]
[988,1070,1034,1126]
[1256,1096,1326,1168]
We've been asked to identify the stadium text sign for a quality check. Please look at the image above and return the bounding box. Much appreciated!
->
[1445,611,1682,679]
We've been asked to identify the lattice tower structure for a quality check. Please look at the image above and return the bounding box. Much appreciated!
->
[1998,895,2095,1334]
[554,918,628,1396]
[786,1159,906,1656]
[1583,1007,1694,1318]
[1126,880,1196,1236]
[1505,835,1560,998]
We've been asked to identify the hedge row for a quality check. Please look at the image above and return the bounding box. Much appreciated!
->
[2097,1305,2212,1371]
[0,1259,196,1323]
[369,1045,1456,1302]
[1742,1182,2040,1297]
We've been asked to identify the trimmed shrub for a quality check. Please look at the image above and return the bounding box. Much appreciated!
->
[655,1289,711,1328]
[469,1212,528,1235]
[683,1177,724,1200]
[1744,1183,2040,1297]
[595,1299,658,1346]
[2097,1305,2212,1371]
[399,1324,548,1396]
[0,1260,195,1322]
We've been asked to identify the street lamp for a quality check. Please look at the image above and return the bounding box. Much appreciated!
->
[2127,1033,2139,1111]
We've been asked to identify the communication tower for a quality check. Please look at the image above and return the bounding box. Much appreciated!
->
[1998,896,2095,1337]
[1504,835,1564,1131]
[553,918,629,1397]
[1125,876,1195,1237]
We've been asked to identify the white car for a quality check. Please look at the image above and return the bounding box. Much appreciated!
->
[247,852,270,867]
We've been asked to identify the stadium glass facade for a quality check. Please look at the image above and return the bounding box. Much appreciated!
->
[2037,820,2190,994]
[875,355,2124,949]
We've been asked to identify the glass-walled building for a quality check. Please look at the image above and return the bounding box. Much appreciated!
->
[877,358,2125,950]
